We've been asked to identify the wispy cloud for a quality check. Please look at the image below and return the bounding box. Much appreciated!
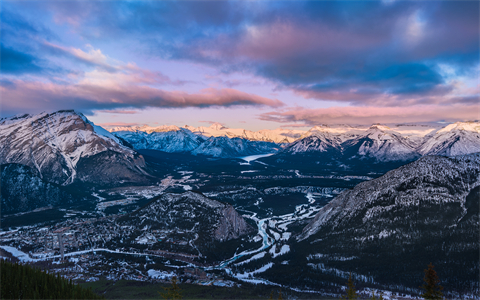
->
[260,104,480,126]
[198,120,225,125]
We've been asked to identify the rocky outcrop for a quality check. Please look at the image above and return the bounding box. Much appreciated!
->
[215,206,252,242]
[118,192,254,245]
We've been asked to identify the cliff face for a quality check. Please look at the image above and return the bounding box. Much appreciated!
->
[214,206,252,242]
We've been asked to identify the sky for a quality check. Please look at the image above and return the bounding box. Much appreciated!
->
[1,0,479,131]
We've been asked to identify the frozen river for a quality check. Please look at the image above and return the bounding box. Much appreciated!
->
[239,153,275,165]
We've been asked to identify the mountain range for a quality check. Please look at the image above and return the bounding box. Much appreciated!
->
[111,123,304,144]
[111,120,480,162]
[1,109,479,296]
[1,110,479,191]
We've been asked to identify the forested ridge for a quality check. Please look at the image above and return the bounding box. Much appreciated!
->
[1,260,104,299]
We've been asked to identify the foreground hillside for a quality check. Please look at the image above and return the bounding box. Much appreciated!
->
[262,154,480,295]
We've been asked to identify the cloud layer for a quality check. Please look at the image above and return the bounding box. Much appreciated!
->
[1,1,478,125]
[36,0,477,106]
[260,105,480,125]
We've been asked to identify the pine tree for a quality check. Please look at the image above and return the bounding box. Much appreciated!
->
[370,291,384,300]
[160,276,182,300]
[278,288,283,299]
[0,259,103,299]
[341,272,358,300]
[420,263,443,300]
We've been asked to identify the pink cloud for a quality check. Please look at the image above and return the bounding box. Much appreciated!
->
[279,123,312,128]
[95,110,139,114]
[97,122,145,128]
[188,20,385,64]
[259,104,480,125]
[292,84,457,107]
[43,42,177,85]
[1,79,283,115]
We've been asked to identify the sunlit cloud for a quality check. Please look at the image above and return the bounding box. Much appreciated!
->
[96,122,145,128]
[95,110,139,114]
[260,105,480,126]
[1,79,284,116]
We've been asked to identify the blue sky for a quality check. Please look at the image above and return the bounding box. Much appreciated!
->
[1,1,478,130]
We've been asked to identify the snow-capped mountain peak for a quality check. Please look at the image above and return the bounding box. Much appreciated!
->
[208,122,226,131]
[0,110,147,185]
[436,121,480,134]
[368,124,391,131]
[418,121,480,156]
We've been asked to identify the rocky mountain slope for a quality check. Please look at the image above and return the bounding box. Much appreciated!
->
[418,122,480,156]
[0,110,149,186]
[191,136,278,157]
[300,153,480,239]
[1,164,76,214]
[341,125,421,161]
[281,154,480,293]
[281,126,343,154]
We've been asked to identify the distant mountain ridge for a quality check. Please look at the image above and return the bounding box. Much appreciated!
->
[113,126,280,158]
[111,122,304,144]
[282,122,480,161]
[110,121,480,161]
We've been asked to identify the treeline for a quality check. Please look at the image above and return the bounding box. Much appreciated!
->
[1,260,104,299]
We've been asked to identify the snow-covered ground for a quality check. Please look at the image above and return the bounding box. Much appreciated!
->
[147,269,176,280]
[214,191,325,285]
[0,245,39,262]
